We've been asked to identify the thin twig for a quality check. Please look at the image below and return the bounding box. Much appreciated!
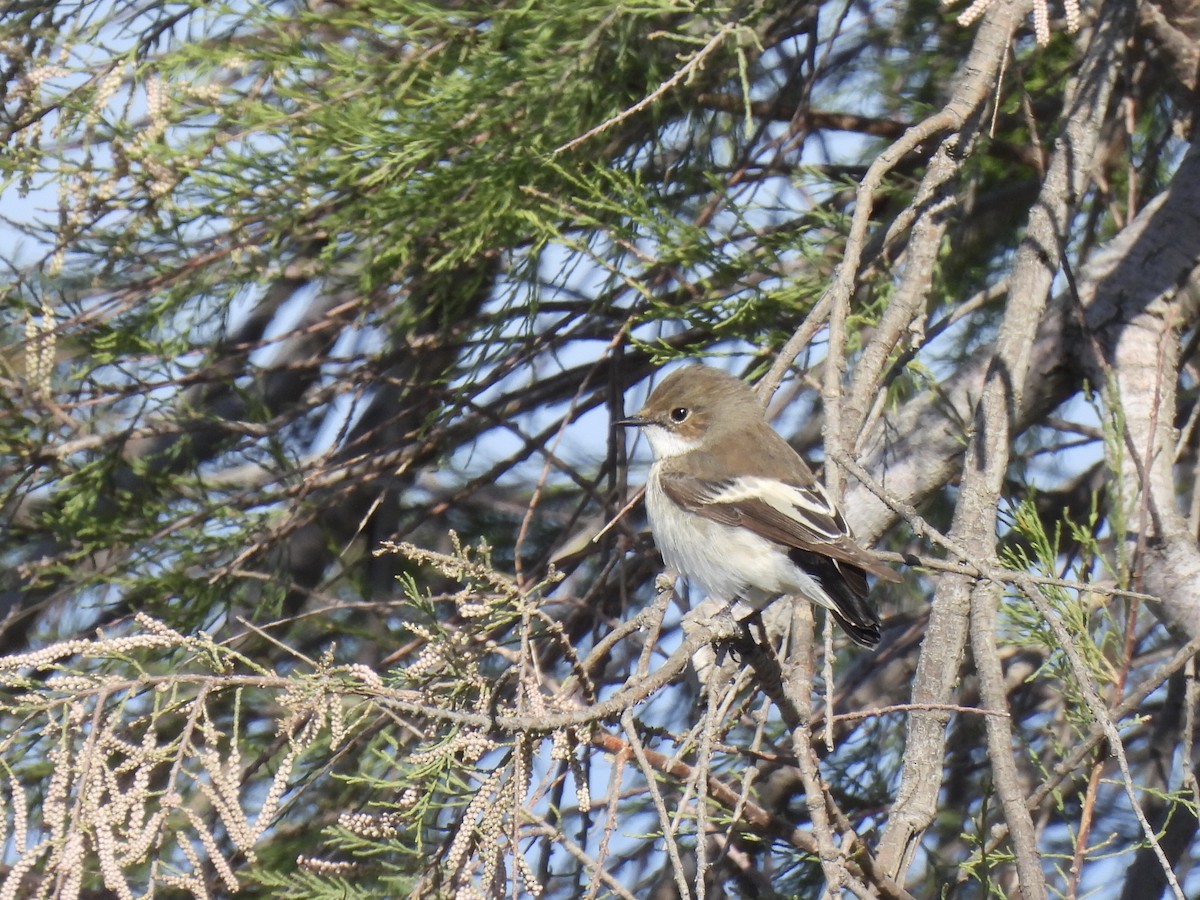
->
[621,708,694,900]
[555,26,736,154]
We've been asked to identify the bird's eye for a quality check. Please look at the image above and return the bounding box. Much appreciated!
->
[669,407,690,423]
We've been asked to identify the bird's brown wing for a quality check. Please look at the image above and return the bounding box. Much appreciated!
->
[657,470,902,583]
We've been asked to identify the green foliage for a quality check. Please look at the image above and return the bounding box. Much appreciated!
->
[1000,495,1119,730]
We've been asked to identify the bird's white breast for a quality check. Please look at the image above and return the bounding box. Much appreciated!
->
[645,463,835,610]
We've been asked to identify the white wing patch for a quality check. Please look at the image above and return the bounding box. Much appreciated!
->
[703,476,844,540]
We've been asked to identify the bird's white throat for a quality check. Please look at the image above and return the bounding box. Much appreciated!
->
[642,425,702,460]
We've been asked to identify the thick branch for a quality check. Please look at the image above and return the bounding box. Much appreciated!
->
[875,0,1135,889]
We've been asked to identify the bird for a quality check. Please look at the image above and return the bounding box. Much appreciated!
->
[617,364,899,647]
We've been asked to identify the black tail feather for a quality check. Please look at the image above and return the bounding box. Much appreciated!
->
[788,549,882,647]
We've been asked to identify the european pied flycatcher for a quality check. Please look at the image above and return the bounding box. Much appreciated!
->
[618,365,898,647]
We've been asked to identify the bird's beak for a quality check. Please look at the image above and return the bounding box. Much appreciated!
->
[613,414,649,428]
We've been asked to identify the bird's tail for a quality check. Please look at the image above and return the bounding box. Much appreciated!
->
[788,549,882,647]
